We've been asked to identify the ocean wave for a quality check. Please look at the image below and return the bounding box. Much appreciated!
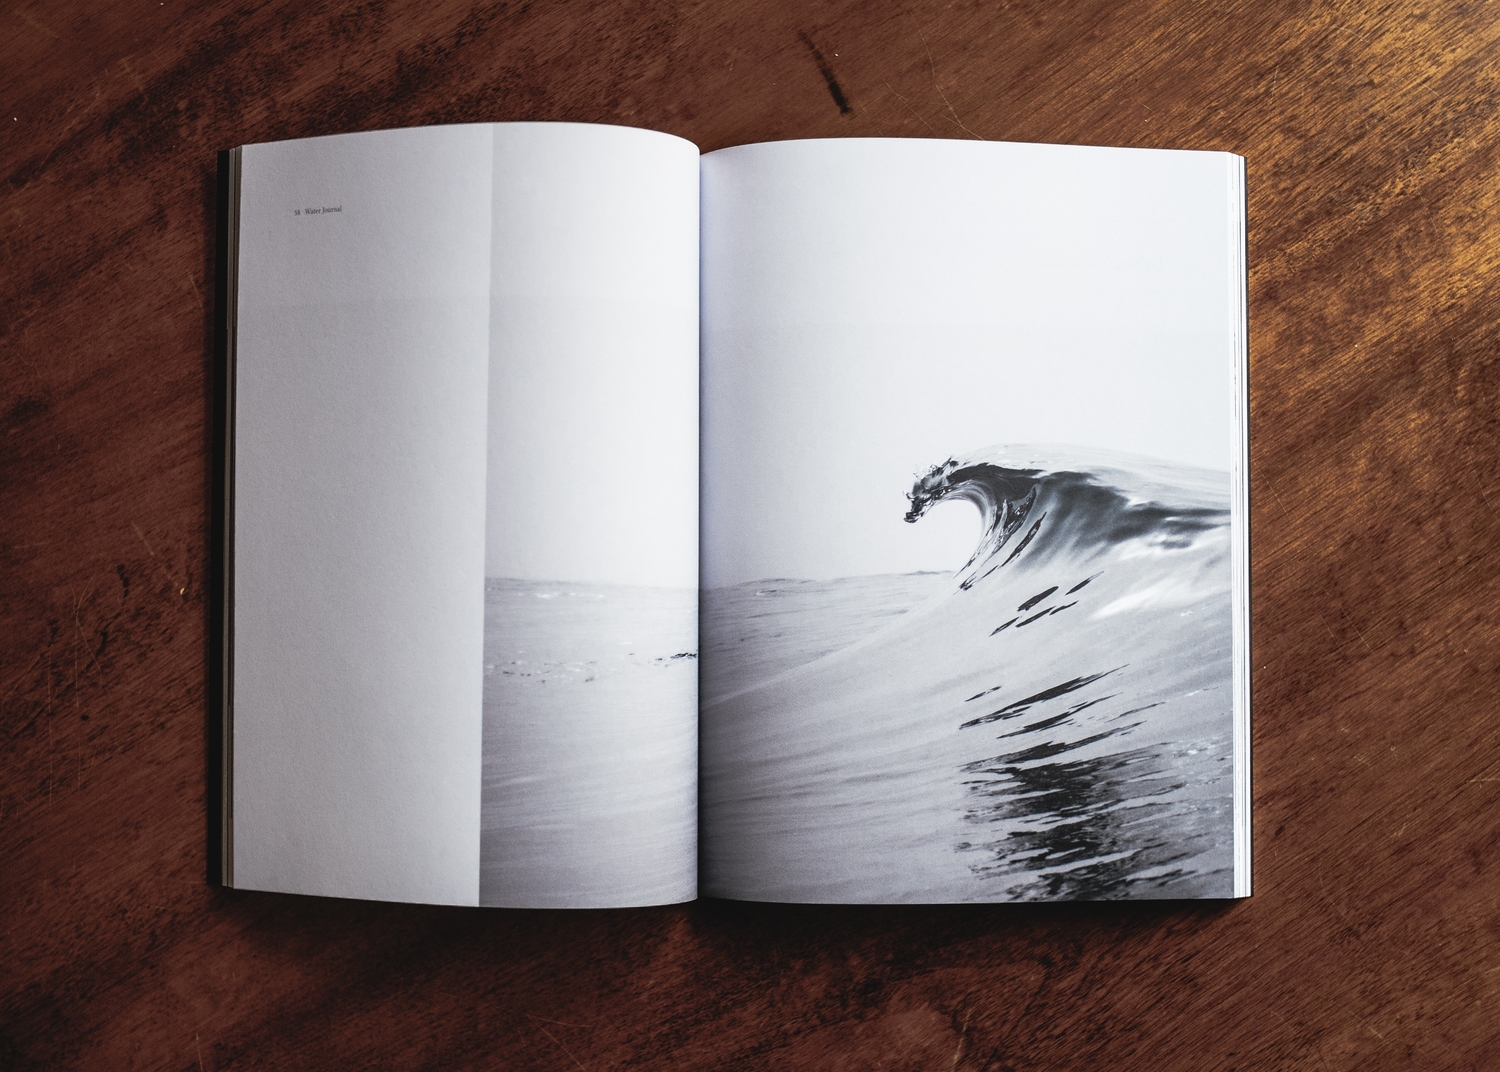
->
[904,445,1229,591]
[701,445,1235,902]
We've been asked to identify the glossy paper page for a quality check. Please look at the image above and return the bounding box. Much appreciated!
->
[232,123,702,908]
[480,125,700,907]
[698,138,1248,902]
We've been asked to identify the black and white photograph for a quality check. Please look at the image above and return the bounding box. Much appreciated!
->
[698,138,1248,902]
[477,125,702,908]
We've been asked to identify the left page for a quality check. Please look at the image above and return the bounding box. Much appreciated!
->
[230,126,494,904]
[228,123,701,907]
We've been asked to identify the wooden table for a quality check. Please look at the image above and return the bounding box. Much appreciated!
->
[4,1,1497,1067]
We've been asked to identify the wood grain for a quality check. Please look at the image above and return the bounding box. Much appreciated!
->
[3,0,1498,1067]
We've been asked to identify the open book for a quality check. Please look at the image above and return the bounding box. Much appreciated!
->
[219,123,1249,907]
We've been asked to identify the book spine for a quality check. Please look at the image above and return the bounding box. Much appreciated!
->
[211,147,242,888]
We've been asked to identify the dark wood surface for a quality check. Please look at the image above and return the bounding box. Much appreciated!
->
[4,1,1498,1067]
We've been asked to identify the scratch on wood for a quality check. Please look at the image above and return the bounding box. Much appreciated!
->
[883,79,938,133]
[1336,605,1375,655]
[526,1013,593,1029]
[1475,481,1499,519]
[71,588,106,680]
[13,8,60,39]
[0,646,46,704]
[949,1013,969,1070]
[1266,1005,1335,1072]
[118,57,147,95]
[132,521,186,595]
[533,1025,587,1070]
[0,82,102,215]
[913,21,983,140]
[1265,482,1375,661]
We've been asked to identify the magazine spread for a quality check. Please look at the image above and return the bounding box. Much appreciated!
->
[222,122,1249,907]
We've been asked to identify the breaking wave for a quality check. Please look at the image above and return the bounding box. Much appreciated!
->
[701,445,1236,902]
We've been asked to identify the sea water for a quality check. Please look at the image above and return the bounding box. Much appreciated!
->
[700,447,1236,902]
[479,579,698,907]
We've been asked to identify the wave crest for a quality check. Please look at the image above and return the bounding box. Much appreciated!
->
[905,446,1229,588]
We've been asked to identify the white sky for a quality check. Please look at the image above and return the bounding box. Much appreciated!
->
[700,138,1243,587]
[485,124,700,587]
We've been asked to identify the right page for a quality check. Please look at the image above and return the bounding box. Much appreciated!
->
[480,124,701,908]
[699,138,1249,903]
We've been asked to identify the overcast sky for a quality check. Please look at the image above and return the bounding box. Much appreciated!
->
[484,123,700,588]
[700,137,1243,588]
